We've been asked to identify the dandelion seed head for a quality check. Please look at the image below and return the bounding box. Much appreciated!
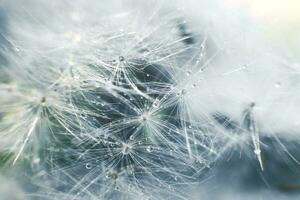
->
[0,0,255,199]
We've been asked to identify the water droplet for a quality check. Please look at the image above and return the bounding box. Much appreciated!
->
[33,158,40,164]
[74,74,80,79]
[192,83,196,88]
[85,163,92,169]
[152,99,159,108]
[128,170,134,175]
[186,71,191,76]
[146,146,153,152]
[188,125,192,129]
[275,81,281,88]
[130,135,134,140]
[254,149,261,155]
[122,144,131,155]
[249,102,255,108]
[119,56,125,62]
[41,96,46,104]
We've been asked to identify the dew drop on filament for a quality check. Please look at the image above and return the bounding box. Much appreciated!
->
[85,163,92,169]
[146,146,153,152]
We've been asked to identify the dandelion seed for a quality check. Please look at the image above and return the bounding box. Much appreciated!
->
[13,115,39,165]
[243,102,264,170]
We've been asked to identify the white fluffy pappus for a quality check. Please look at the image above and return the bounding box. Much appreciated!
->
[0,0,300,199]
[0,0,226,199]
